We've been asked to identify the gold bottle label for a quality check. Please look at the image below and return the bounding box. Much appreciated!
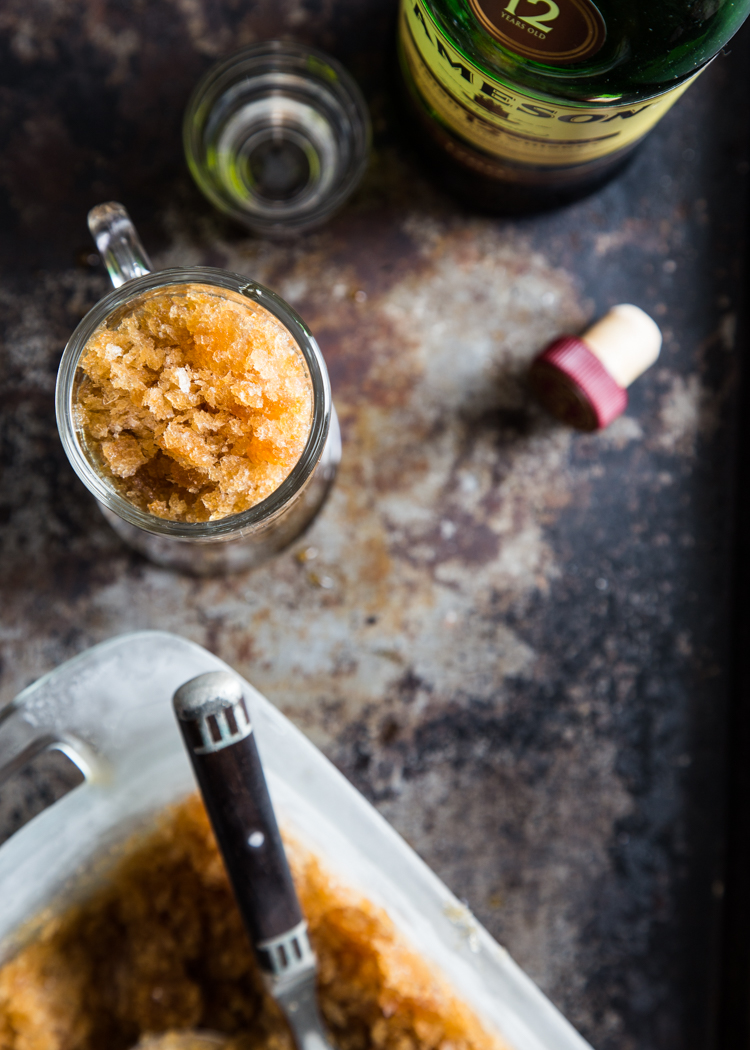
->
[401,0,697,167]
[469,0,606,65]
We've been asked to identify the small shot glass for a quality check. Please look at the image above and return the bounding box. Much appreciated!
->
[56,203,341,575]
[184,41,371,236]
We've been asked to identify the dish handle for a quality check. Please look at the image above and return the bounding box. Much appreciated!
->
[0,701,97,812]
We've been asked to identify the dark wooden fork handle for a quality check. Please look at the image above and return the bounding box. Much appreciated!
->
[173,671,303,949]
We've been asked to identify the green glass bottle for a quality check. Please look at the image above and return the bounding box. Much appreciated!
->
[398,0,750,210]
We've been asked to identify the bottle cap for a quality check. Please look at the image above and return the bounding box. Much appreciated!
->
[529,304,661,431]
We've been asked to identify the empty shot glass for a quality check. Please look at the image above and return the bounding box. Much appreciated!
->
[56,203,341,575]
[184,41,371,236]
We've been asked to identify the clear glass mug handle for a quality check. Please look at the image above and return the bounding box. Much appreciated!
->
[88,202,153,288]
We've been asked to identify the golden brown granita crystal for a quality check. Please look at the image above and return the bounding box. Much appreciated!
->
[0,796,510,1050]
[74,285,313,522]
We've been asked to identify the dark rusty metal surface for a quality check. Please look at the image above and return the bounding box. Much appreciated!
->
[1,4,749,1049]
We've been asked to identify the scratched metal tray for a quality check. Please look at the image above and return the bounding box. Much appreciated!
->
[1,4,750,1050]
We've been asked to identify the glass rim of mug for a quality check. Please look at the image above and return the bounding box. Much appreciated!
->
[183,40,371,236]
[56,266,332,540]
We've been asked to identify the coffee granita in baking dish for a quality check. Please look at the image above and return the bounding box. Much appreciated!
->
[0,795,508,1050]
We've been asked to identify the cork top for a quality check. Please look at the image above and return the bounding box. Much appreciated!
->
[580,304,662,389]
[529,304,662,431]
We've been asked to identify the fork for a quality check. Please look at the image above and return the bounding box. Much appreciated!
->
[172,671,335,1050]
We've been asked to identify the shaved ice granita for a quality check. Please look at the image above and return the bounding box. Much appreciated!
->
[74,284,313,524]
[56,204,338,574]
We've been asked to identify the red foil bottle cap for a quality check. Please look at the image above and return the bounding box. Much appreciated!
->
[529,336,628,432]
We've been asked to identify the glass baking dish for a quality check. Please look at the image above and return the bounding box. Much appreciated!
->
[0,631,592,1050]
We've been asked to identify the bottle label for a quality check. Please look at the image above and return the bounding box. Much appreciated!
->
[468,0,606,65]
[401,0,696,167]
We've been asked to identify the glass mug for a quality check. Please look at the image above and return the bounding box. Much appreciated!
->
[56,203,341,575]
[184,41,371,237]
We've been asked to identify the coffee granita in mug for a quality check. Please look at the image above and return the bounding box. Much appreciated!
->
[75,284,313,523]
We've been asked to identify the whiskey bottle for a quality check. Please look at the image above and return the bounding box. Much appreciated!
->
[398,0,750,210]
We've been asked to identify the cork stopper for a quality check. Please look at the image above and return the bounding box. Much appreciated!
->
[581,304,662,388]
[529,304,661,431]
